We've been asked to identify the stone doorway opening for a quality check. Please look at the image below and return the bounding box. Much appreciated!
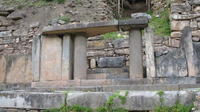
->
[122,0,149,17]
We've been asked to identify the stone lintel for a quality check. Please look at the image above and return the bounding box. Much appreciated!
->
[42,18,148,37]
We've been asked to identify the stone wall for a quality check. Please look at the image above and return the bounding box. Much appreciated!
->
[87,36,129,69]
[0,54,32,84]
[170,0,200,47]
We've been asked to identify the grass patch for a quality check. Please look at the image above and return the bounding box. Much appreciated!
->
[148,8,171,37]
[58,16,71,23]
[103,32,126,40]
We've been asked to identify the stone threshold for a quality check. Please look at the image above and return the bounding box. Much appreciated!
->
[0,89,198,111]
[31,77,200,88]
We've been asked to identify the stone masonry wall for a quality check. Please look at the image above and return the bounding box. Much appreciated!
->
[170,0,200,47]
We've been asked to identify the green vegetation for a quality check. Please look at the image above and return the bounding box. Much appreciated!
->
[44,91,129,112]
[58,16,71,23]
[3,0,66,7]
[154,91,194,112]
[103,32,126,40]
[148,8,171,37]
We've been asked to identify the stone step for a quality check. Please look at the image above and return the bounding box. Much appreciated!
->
[1,83,200,92]
[0,89,198,111]
[87,73,129,79]
[31,77,200,88]
[87,67,129,74]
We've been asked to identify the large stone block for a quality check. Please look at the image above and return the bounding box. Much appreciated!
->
[41,36,62,81]
[171,3,191,13]
[5,54,32,83]
[156,49,188,77]
[87,40,106,49]
[97,57,125,68]
[171,21,189,31]
[112,38,129,48]
[0,56,6,83]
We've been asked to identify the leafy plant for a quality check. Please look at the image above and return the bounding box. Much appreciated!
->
[148,8,171,36]
[44,91,129,112]
[58,16,71,23]
[97,91,129,112]
[154,91,194,112]
[103,32,126,40]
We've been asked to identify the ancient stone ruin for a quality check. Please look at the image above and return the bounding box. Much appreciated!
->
[1,0,200,112]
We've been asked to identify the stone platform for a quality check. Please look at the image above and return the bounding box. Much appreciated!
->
[0,88,199,111]
[31,77,200,88]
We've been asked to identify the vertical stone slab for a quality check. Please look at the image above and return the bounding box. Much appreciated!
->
[62,34,73,80]
[129,29,143,79]
[0,56,6,83]
[41,35,62,81]
[180,27,199,77]
[144,27,156,78]
[32,36,41,82]
[74,33,87,80]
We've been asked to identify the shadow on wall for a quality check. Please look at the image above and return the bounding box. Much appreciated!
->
[0,54,32,83]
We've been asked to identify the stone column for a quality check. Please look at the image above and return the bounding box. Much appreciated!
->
[40,35,62,81]
[62,34,73,80]
[74,33,87,80]
[129,29,144,79]
[181,27,199,77]
[32,36,41,82]
[144,27,156,78]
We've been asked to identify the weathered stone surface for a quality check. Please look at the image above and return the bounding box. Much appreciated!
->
[0,11,9,16]
[170,38,180,48]
[171,3,191,13]
[0,31,12,38]
[129,29,143,78]
[0,90,196,111]
[171,32,182,38]
[0,5,15,12]
[193,37,200,41]
[97,57,125,68]
[40,36,62,81]
[190,20,198,28]
[62,35,73,80]
[0,27,7,31]
[156,49,188,77]
[192,30,200,37]
[131,13,151,21]
[87,40,106,49]
[190,0,200,5]
[90,58,96,69]
[112,38,129,48]
[43,17,148,36]
[171,21,189,31]
[74,34,87,80]
[7,11,25,20]
[0,56,6,83]
[13,28,28,36]
[181,27,199,77]
[87,50,114,57]
[171,13,200,20]
[194,6,200,12]
[115,48,129,55]
[5,54,32,83]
